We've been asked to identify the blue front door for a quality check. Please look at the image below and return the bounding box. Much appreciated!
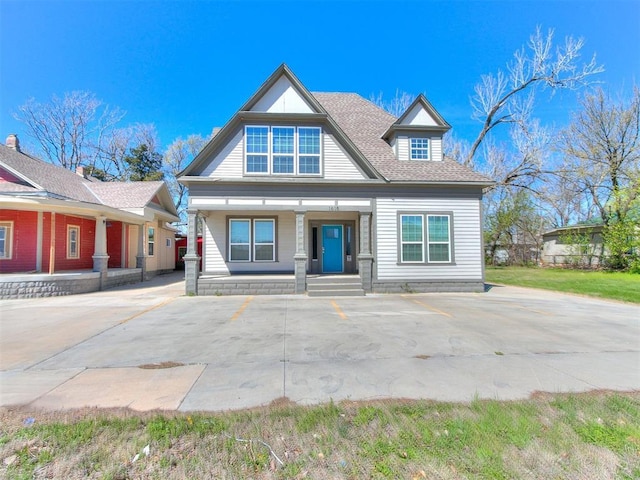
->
[322,225,343,273]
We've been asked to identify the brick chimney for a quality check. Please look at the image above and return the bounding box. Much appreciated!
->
[76,166,85,177]
[5,134,20,152]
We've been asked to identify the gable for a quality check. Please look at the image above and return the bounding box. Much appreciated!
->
[250,75,315,114]
[399,103,439,127]
[0,166,32,186]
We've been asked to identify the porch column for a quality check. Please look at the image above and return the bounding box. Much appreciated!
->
[184,208,201,295]
[92,215,109,290]
[136,223,148,280]
[293,211,307,294]
[358,212,373,292]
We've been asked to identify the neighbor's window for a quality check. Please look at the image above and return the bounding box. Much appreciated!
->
[0,222,13,259]
[245,126,321,175]
[229,218,276,262]
[67,225,80,259]
[148,227,155,256]
[410,138,429,160]
[399,213,453,264]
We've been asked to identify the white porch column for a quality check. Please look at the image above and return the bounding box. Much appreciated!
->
[293,211,307,294]
[184,209,201,295]
[136,222,148,280]
[358,211,373,292]
[92,215,109,289]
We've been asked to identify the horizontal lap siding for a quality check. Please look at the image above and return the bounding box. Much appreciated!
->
[0,210,38,273]
[323,134,366,179]
[200,130,365,180]
[203,211,296,274]
[375,198,482,280]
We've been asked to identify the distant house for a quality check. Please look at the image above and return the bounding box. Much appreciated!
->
[541,225,605,267]
[0,134,179,298]
[178,64,492,295]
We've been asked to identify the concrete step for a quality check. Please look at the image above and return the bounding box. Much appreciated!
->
[307,288,365,297]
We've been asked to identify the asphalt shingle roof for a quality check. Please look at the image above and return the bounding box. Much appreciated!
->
[0,144,163,209]
[312,92,491,183]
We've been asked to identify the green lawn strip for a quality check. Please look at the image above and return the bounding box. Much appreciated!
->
[485,267,640,303]
[1,392,639,479]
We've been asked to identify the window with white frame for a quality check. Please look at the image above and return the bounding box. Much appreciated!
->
[229,218,276,262]
[148,227,155,256]
[0,222,13,259]
[245,126,321,175]
[399,213,453,264]
[410,138,430,160]
[67,225,80,259]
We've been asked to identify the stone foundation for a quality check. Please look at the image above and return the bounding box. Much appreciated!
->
[372,280,485,294]
[198,277,295,296]
[1,269,143,299]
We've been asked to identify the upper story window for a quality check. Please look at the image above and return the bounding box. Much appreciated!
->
[245,126,321,175]
[410,138,430,160]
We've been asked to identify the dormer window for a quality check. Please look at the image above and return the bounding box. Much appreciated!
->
[410,138,430,160]
[245,126,321,176]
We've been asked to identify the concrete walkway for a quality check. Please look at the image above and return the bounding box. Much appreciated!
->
[1,273,638,412]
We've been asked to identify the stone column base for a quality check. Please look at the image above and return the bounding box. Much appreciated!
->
[358,254,373,292]
[92,254,109,290]
[136,255,148,280]
[294,254,308,294]
[184,254,201,296]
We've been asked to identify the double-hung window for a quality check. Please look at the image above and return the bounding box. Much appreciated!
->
[67,225,80,259]
[148,227,155,256]
[0,222,13,259]
[410,138,430,160]
[399,213,453,264]
[245,126,321,175]
[229,218,275,262]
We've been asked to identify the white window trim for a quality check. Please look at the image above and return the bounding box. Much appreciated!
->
[67,224,80,259]
[228,218,277,263]
[426,214,451,263]
[244,126,322,176]
[400,214,424,263]
[148,226,155,257]
[398,212,454,265]
[253,219,276,262]
[229,219,252,262]
[0,221,13,260]
[410,137,430,161]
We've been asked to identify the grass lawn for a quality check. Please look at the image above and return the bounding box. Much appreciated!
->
[485,266,640,303]
[1,392,639,479]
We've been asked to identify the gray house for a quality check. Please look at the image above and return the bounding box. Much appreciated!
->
[179,64,492,295]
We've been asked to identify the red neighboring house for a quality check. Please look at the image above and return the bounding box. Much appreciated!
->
[0,134,180,288]
[175,235,203,270]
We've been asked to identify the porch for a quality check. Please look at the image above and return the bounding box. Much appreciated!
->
[0,268,143,299]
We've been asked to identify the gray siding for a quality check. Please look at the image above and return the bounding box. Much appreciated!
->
[375,197,483,281]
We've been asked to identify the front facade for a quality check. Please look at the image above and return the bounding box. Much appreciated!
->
[0,137,179,298]
[179,65,492,295]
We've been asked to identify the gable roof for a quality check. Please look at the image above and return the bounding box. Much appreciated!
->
[180,64,491,185]
[313,93,489,183]
[0,144,178,219]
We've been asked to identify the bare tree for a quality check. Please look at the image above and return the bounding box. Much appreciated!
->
[466,26,603,167]
[370,89,416,117]
[558,87,640,225]
[14,91,124,172]
[164,134,208,221]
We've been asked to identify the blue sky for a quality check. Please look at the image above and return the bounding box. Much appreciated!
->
[1,0,639,153]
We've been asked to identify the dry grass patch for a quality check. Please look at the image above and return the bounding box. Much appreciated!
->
[1,392,639,479]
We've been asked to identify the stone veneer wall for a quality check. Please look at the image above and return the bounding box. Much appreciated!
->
[372,280,485,294]
[1,269,143,299]
[198,278,295,296]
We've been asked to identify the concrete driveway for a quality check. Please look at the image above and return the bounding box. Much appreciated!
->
[1,273,639,412]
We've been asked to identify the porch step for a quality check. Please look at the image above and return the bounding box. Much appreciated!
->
[306,276,365,296]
